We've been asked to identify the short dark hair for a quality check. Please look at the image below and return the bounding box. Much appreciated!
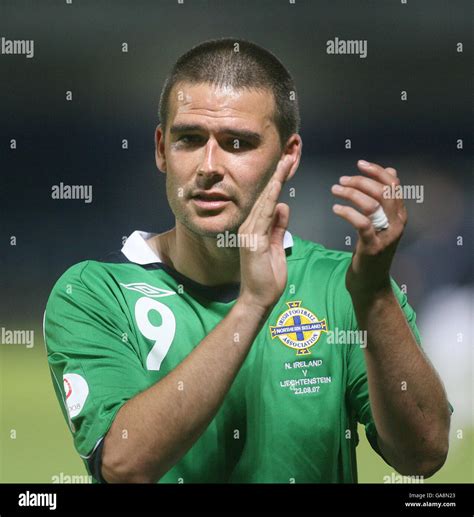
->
[158,38,300,145]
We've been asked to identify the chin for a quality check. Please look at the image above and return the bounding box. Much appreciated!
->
[185,213,242,238]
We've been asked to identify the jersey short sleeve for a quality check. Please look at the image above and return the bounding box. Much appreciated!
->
[43,261,150,468]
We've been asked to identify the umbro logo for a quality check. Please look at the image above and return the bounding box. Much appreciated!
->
[120,282,176,298]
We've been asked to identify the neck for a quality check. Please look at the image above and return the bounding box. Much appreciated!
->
[152,222,241,286]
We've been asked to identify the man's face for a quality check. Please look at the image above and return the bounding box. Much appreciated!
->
[156,82,286,237]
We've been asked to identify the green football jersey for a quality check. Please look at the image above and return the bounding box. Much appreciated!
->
[44,230,423,483]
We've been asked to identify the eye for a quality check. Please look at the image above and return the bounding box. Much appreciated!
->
[178,134,203,145]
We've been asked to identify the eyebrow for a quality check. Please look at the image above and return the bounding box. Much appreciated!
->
[169,124,262,143]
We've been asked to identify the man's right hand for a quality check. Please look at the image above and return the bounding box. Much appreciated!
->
[238,154,293,313]
[102,154,294,483]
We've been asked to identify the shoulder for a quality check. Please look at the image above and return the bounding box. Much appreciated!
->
[46,258,128,312]
[49,259,110,290]
[49,260,91,291]
[50,249,136,287]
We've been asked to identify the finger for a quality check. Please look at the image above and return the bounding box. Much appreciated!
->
[381,167,406,217]
[332,204,375,244]
[246,155,292,220]
[246,155,293,233]
[339,173,400,220]
[357,160,400,188]
[339,175,385,204]
[356,161,405,219]
[255,177,284,234]
[331,184,379,216]
[241,178,276,233]
[270,203,290,248]
[271,154,294,185]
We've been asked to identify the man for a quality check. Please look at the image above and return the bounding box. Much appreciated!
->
[44,38,452,484]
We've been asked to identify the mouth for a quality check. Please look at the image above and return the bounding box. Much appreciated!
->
[191,191,232,211]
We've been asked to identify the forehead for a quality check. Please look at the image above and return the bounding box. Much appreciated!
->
[167,82,277,132]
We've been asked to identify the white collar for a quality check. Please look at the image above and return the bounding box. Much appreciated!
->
[121,229,294,265]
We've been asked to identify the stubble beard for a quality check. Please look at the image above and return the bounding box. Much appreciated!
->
[165,163,276,239]
[166,178,250,239]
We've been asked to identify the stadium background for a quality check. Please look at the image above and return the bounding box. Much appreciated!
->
[0,0,472,483]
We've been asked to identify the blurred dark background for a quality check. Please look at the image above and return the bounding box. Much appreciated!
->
[1,0,472,317]
[1,0,472,315]
[0,0,472,482]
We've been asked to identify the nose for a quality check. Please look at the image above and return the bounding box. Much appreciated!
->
[197,138,224,183]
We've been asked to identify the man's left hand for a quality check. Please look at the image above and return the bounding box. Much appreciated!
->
[331,160,408,296]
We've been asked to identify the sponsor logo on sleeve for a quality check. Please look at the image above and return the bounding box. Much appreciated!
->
[63,373,89,419]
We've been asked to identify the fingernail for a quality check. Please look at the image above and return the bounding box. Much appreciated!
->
[358,160,370,167]
[339,176,350,184]
[332,184,343,193]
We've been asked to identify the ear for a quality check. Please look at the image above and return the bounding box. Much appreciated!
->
[155,124,167,173]
[281,133,302,182]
